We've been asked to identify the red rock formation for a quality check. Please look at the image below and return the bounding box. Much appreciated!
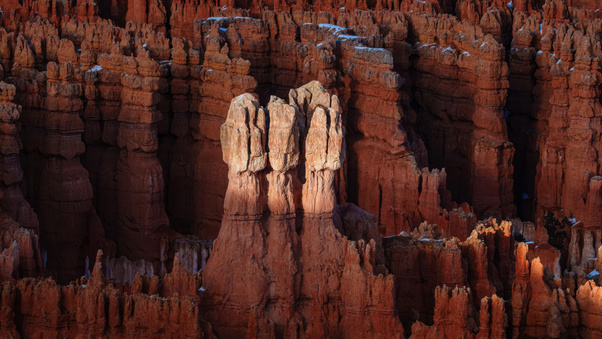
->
[4,33,110,283]
[0,251,213,337]
[0,82,38,232]
[568,226,601,271]
[74,0,98,22]
[239,11,479,237]
[511,243,580,338]
[411,14,514,220]
[410,285,507,338]
[384,218,514,331]
[0,212,43,280]
[163,38,203,235]
[114,47,170,263]
[496,12,602,284]
[202,81,404,337]
[83,45,124,243]
[507,16,539,220]
[384,234,467,330]
[189,24,258,238]
[576,280,602,339]
[170,0,214,41]
[125,0,168,33]
[516,17,602,230]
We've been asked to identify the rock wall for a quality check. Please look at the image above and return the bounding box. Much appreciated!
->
[410,14,515,220]
[0,82,38,232]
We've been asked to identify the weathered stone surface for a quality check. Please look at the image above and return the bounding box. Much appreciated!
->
[0,82,38,232]
[0,251,212,337]
[202,82,404,338]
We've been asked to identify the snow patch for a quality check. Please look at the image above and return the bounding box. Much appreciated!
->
[204,17,228,22]
[382,231,410,239]
[337,34,361,40]
[586,269,599,279]
[88,65,102,72]
[354,46,389,53]
[318,23,345,33]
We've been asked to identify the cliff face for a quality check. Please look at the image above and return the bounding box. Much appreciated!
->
[0,82,37,233]
[0,0,600,338]
[410,15,515,220]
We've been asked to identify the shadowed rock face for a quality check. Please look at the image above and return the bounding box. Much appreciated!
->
[0,0,600,338]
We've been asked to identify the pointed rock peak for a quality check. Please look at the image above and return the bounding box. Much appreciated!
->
[221,93,267,175]
[173,251,182,269]
[89,249,105,287]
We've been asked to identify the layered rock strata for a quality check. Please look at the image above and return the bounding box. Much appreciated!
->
[411,15,515,220]
[0,82,38,232]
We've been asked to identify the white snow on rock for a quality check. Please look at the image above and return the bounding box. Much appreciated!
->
[88,65,102,72]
